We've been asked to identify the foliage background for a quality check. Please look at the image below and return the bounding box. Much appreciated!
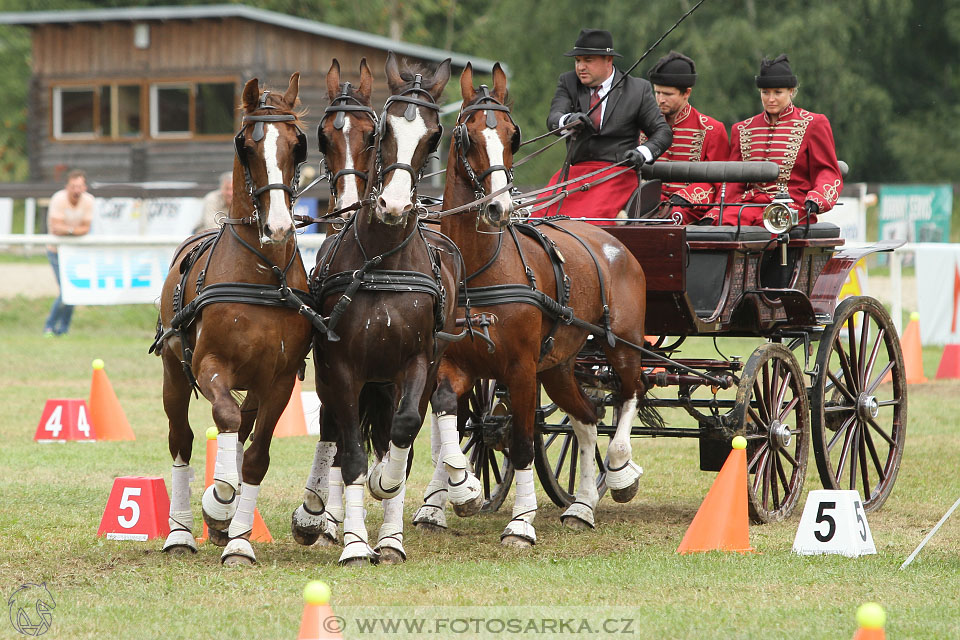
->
[0,0,957,184]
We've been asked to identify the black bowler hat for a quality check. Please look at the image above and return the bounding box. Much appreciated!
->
[649,51,697,88]
[756,54,798,88]
[564,29,622,57]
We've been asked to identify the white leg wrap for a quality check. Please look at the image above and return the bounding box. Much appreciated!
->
[163,462,198,553]
[338,482,377,564]
[413,459,449,529]
[303,441,336,513]
[327,467,345,525]
[606,396,643,492]
[438,414,467,483]
[377,486,406,560]
[213,432,240,501]
[235,441,244,485]
[367,444,408,500]
[227,484,260,538]
[221,537,256,564]
[429,412,442,465]
[561,419,598,529]
[501,468,537,544]
[168,463,194,532]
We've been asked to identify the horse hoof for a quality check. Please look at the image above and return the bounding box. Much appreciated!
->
[291,511,321,546]
[222,554,255,567]
[163,544,196,556]
[610,480,639,504]
[201,484,237,531]
[208,527,230,547]
[412,521,448,534]
[501,535,533,549]
[339,557,372,568]
[378,547,406,565]
[451,492,483,518]
[162,530,198,554]
[560,515,593,531]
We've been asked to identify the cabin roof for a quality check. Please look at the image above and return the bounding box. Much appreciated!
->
[0,4,503,73]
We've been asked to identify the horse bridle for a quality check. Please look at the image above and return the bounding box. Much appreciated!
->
[318,82,379,204]
[375,74,444,191]
[453,86,521,202]
[232,90,307,224]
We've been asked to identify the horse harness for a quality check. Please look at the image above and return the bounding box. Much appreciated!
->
[453,86,521,203]
[149,95,329,391]
[374,74,443,194]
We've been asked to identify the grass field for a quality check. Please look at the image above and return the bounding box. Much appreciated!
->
[1,295,958,639]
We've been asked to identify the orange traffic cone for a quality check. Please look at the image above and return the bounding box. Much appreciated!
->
[197,427,272,544]
[899,312,927,384]
[299,581,342,639]
[852,602,886,639]
[88,359,135,440]
[274,378,308,437]
[935,344,960,379]
[677,436,754,554]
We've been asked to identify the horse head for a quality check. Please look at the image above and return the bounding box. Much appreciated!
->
[320,58,377,214]
[234,73,307,244]
[375,51,450,225]
[456,62,518,228]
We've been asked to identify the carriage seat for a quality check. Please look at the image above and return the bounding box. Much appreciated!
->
[788,222,842,239]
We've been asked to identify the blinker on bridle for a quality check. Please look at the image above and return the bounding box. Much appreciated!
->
[376,73,444,188]
[454,85,521,201]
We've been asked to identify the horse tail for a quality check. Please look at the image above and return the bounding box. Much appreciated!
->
[636,393,665,432]
[359,382,396,459]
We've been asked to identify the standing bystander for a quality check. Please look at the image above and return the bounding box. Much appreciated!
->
[195,171,233,232]
[44,170,94,336]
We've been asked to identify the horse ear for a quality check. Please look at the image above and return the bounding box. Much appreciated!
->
[492,62,508,102]
[283,72,300,109]
[460,62,476,104]
[385,51,403,92]
[429,58,452,101]
[358,58,373,102]
[326,59,341,100]
[242,77,260,112]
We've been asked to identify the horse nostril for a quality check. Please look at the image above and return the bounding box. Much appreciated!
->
[485,202,503,222]
[378,196,387,210]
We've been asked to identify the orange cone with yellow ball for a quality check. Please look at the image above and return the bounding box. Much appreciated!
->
[676,436,754,554]
[197,427,272,544]
[852,602,886,639]
[88,359,135,440]
[298,580,342,639]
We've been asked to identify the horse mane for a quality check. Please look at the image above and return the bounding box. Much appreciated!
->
[394,60,444,94]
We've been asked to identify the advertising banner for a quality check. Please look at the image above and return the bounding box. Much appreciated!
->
[878,185,952,244]
[915,244,960,346]
[59,245,174,305]
[92,197,202,237]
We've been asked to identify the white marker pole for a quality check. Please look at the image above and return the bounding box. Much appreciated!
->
[900,495,960,570]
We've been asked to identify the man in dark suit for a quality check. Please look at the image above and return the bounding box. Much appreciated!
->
[540,29,672,224]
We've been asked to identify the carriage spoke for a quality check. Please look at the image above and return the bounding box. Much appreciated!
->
[847,423,861,491]
[826,414,856,452]
[827,370,857,405]
[747,406,766,432]
[490,453,503,484]
[771,453,783,510]
[543,432,559,450]
[858,311,872,381]
[862,325,884,385]
[774,369,791,417]
[779,447,799,469]
[761,364,772,423]
[876,397,902,409]
[866,416,896,447]
[463,435,478,455]
[846,315,860,384]
[761,449,772,509]
[567,444,578,495]
[835,419,857,478]
[777,396,799,423]
[753,381,770,425]
[859,429,872,499]
[747,443,765,473]
[824,404,855,415]
[865,361,894,395]
[553,435,571,480]
[863,421,887,485]
[479,447,491,498]
[834,338,860,396]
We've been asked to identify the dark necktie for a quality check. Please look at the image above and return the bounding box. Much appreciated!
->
[589,87,602,131]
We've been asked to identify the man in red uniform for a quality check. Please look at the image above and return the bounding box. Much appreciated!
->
[540,29,672,224]
[704,55,843,227]
[644,51,729,223]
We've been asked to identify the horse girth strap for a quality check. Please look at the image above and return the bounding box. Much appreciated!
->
[170,283,315,331]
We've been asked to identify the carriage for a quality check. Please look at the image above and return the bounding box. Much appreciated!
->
[458,160,907,525]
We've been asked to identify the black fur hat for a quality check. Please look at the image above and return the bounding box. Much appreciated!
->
[649,51,697,88]
[756,54,798,88]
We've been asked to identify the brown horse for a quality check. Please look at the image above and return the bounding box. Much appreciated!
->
[414,63,656,546]
[152,74,313,564]
[309,53,460,565]
[290,58,380,551]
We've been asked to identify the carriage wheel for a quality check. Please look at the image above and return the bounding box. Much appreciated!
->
[460,379,514,513]
[810,296,906,512]
[533,390,608,508]
[735,342,810,523]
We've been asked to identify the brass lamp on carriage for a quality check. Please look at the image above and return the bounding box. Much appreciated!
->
[762,191,798,265]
